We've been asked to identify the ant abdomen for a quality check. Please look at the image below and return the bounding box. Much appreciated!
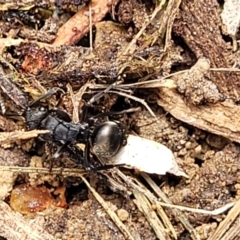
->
[91,121,126,158]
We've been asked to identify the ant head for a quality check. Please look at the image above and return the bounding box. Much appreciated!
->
[25,106,48,130]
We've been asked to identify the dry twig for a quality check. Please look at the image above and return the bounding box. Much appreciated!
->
[0,130,49,144]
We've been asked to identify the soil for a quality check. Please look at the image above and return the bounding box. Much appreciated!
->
[0,0,240,240]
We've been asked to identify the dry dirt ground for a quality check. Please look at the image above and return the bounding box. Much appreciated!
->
[0,0,240,240]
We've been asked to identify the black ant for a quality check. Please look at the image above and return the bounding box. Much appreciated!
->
[24,87,133,170]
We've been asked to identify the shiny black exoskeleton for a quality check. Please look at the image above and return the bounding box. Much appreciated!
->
[24,90,127,170]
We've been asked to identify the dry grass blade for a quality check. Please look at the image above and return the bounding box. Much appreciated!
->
[164,0,182,50]
[67,82,91,123]
[0,200,55,240]
[133,175,177,239]
[154,203,177,239]
[141,173,199,240]
[220,216,240,240]
[208,199,240,240]
[89,78,178,90]
[0,165,87,176]
[0,130,49,143]
[210,67,240,72]
[89,4,93,52]
[117,79,177,89]
[80,175,135,240]
[133,190,168,240]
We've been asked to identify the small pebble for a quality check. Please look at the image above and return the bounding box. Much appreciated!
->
[178,148,187,156]
[180,140,186,145]
[194,145,202,155]
[234,183,240,190]
[117,209,129,222]
[138,216,145,223]
[185,141,192,149]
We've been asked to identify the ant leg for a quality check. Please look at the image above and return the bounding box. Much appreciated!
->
[49,108,72,122]
[52,142,69,159]
[80,104,89,122]
[86,81,121,107]
[81,81,122,122]
[93,107,140,119]
[46,142,70,171]
[83,142,120,171]
[29,88,64,107]
[65,143,86,165]
[29,89,56,107]
[84,142,92,170]
[86,107,141,125]
[89,163,125,171]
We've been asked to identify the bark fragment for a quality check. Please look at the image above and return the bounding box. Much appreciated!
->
[173,0,240,100]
